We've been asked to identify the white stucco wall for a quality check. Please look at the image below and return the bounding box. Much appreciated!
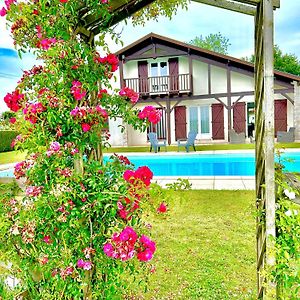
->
[231,71,254,92]
[211,66,227,94]
[123,60,138,79]
[192,60,208,95]
[108,118,127,146]
[178,57,189,74]
[127,125,148,146]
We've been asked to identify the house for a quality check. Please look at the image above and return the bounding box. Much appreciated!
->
[108,32,300,146]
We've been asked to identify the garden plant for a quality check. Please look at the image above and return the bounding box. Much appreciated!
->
[272,153,300,299]
[0,0,165,298]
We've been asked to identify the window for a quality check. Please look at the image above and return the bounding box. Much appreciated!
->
[200,106,210,134]
[150,61,168,93]
[150,63,158,77]
[189,106,211,137]
[189,107,198,133]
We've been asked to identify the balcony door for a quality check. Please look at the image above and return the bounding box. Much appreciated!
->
[168,57,179,92]
[149,60,168,93]
[189,106,211,139]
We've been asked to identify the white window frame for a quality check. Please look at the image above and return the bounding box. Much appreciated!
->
[149,59,169,93]
[188,105,211,139]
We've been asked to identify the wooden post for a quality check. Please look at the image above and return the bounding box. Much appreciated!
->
[227,64,232,141]
[166,99,171,145]
[208,64,212,94]
[255,0,276,298]
[188,49,193,94]
[119,59,125,88]
[263,1,276,298]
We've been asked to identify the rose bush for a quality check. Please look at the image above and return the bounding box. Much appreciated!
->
[271,158,300,299]
[0,1,164,298]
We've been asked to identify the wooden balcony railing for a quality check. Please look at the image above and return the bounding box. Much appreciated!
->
[124,74,192,96]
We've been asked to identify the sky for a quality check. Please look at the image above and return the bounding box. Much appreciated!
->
[0,0,300,113]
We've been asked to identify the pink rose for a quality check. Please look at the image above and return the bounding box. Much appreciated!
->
[81,123,91,132]
[157,202,167,213]
[0,7,7,16]
[137,249,154,262]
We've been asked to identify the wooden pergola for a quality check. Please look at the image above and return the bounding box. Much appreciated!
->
[78,0,280,298]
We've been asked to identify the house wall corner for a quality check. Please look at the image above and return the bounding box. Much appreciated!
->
[293,81,300,141]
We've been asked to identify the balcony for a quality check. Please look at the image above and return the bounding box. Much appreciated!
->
[123,74,192,98]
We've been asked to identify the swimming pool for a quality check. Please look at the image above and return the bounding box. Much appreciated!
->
[1,151,299,177]
[125,152,300,176]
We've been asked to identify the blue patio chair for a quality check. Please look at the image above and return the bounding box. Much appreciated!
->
[177,132,197,152]
[147,132,167,153]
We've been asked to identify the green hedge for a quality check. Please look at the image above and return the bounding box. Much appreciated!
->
[0,131,18,152]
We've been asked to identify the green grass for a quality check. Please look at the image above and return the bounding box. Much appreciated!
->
[137,189,257,299]
[0,184,256,298]
[0,150,26,165]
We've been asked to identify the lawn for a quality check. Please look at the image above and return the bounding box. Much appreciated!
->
[0,151,26,165]
[139,189,256,299]
[0,184,256,299]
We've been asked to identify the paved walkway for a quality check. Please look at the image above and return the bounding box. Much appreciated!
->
[0,163,16,171]
[154,176,255,190]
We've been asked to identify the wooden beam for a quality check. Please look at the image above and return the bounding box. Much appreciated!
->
[192,0,256,15]
[281,93,294,105]
[234,0,279,8]
[137,87,293,103]
[166,99,171,145]
[188,50,194,95]
[124,50,187,61]
[231,95,245,107]
[170,99,184,112]
[227,65,232,134]
[85,0,157,35]
[119,60,125,88]
[208,64,212,94]
[215,97,228,108]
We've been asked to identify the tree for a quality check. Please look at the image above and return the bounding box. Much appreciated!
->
[188,32,231,55]
[0,1,165,299]
[274,45,300,76]
[242,45,300,76]
[132,0,188,25]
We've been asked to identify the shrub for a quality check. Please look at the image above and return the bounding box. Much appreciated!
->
[0,131,18,152]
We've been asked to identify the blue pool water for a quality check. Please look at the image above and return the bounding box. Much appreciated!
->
[1,152,299,177]
[126,152,300,176]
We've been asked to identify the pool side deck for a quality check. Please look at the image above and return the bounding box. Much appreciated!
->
[153,175,255,190]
